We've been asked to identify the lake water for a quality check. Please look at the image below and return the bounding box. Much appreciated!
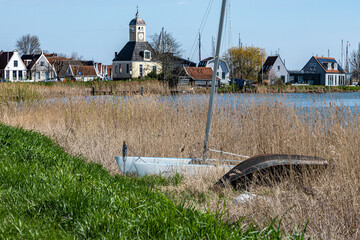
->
[168,92,360,109]
[46,92,360,114]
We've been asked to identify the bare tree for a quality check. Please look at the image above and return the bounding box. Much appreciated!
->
[70,52,83,60]
[350,50,360,81]
[16,34,41,55]
[150,28,183,83]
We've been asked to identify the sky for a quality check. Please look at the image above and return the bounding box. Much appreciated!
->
[1,0,360,70]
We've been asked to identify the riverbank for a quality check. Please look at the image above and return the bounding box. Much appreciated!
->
[0,124,305,239]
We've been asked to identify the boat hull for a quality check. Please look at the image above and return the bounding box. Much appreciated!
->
[115,156,192,175]
[134,162,234,177]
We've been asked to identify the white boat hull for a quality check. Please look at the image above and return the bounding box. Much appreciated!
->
[115,156,192,175]
[134,162,234,177]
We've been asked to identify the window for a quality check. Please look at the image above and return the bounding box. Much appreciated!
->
[40,61,45,67]
[126,64,130,74]
[153,66,157,72]
[18,71,22,80]
[13,71,17,80]
[14,60,18,67]
[36,72,40,80]
[144,50,151,60]
[310,63,316,71]
[115,66,118,74]
[119,64,122,73]
[5,70,9,80]
[45,72,49,80]
[222,72,226,79]
[139,64,143,77]
[277,66,280,71]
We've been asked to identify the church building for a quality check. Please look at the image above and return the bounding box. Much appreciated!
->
[112,10,161,80]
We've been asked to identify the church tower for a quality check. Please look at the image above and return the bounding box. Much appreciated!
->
[113,8,160,80]
[129,9,146,42]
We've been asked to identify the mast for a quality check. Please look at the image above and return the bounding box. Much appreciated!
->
[203,0,227,160]
[212,36,216,57]
[238,33,241,48]
[198,33,201,62]
[358,42,360,82]
[346,41,349,73]
[341,39,344,66]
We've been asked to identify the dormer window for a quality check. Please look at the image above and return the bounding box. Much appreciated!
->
[40,61,45,66]
[144,50,151,60]
[14,60,18,67]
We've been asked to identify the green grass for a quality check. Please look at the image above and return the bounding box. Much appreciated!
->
[0,124,307,239]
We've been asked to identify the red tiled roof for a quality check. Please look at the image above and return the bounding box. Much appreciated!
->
[46,56,71,65]
[185,67,214,80]
[70,65,97,76]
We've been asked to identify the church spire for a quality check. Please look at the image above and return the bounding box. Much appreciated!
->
[136,6,139,17]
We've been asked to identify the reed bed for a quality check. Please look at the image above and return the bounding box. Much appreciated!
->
[0,93,359,239]
[0,81,192,100]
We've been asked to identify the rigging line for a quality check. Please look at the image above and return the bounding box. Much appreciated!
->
[208,148,249,159]
[188,0,214,61]
[188,0,213,60]
[228,0,232,48]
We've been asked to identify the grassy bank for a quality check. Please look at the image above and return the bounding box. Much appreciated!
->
[0,124,306,239]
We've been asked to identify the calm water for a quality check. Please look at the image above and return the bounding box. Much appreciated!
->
[46,92,360,113]
[167,92,360,109]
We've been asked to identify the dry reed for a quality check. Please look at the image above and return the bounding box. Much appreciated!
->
[0,92,359,239]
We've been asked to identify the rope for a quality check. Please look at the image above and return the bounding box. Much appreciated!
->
[188,0,214,61]
[208,148,249,159]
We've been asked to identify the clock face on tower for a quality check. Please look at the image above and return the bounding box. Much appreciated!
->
[138,33,144,40]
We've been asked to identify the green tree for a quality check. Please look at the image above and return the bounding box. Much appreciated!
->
[226,46,266,82]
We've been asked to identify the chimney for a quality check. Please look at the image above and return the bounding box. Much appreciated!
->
[115,52,117,58]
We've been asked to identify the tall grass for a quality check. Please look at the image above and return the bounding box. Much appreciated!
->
[0,124,308,239]
[0,92,359,239]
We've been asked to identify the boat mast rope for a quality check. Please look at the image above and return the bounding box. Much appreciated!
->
[208,148,249,159]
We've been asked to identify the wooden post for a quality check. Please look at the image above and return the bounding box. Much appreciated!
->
[141,86,144,96]
[92,86,95,96]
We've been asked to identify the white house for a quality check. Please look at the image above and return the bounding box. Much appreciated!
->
[22,53,56,81]
[0,50,27,82]
[198,57,230,85]
[259,55,289,84]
